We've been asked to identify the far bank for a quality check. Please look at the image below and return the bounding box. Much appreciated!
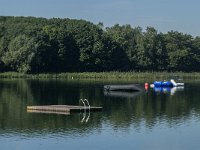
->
[0,72,200,81]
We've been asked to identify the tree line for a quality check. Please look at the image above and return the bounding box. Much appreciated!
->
[0,16,200,73]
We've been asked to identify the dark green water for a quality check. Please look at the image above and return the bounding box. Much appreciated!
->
[0,79,200,150]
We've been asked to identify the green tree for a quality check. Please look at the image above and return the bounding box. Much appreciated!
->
[106,24,136,70]
[191,36,200,71]
[2,34,38,73]
[164,31,193,71]
[143,27,168,71]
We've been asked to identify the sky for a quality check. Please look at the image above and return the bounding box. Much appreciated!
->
[0,0,200,36]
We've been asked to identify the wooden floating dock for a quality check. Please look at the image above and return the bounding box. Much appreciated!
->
[27,105,102,115]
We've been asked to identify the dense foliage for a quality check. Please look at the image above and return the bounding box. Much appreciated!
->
[0,16,200,73]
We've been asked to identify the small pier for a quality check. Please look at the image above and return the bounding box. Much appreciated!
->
[27,105,102,114]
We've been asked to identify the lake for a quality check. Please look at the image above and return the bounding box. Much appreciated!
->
[0,79,200,150]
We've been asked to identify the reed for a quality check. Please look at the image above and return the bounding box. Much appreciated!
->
[0,71,200,80]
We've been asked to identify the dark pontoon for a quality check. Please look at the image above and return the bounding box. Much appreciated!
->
[104,84,144,91]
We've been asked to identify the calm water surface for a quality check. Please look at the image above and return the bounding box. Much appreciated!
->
[0,79,200,150]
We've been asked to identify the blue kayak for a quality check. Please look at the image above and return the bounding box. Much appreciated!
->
[153,81,173,87]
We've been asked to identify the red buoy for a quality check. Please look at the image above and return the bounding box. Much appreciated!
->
[145,83,149,90]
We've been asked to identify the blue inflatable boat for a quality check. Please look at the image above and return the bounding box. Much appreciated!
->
[153,81,173,87]
[150,79,184,88]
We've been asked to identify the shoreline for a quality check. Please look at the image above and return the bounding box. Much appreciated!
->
[0,72,200,80]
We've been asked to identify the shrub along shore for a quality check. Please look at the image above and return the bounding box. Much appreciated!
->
[0,72,200,80]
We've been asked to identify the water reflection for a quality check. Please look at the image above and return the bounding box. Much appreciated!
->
[153,86,184,95]
[0,79,200,137]
[0,79,102,137]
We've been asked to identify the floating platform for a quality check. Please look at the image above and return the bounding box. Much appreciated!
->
[104,84,144,91]
[27,105,102,115]
[104,90,143,98]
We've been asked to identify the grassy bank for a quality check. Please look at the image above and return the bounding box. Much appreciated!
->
[1,72,200,80]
